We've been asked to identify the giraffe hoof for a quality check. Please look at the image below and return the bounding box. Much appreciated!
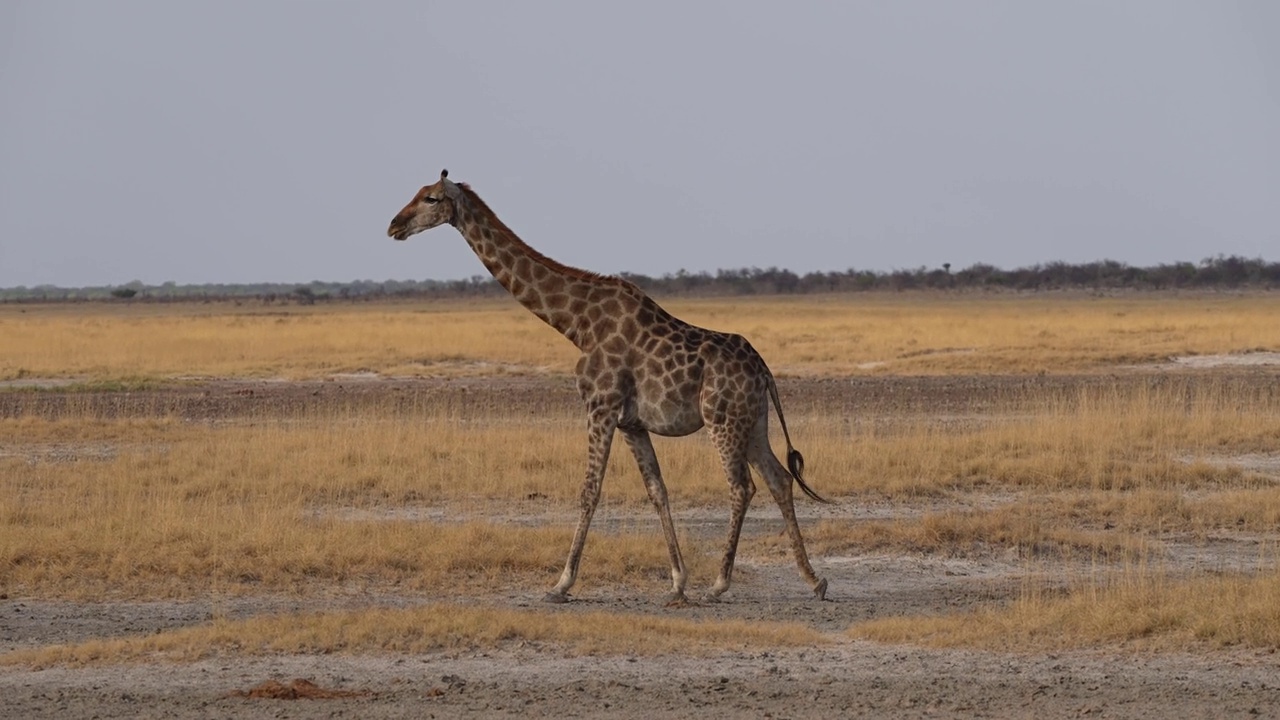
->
[543,591,570,604]
[813,578,829,601]
[701,591,724,604]
[663,591,692,608]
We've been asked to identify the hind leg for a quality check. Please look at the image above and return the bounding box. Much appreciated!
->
[747,417,827,599]
[704,421,755,601]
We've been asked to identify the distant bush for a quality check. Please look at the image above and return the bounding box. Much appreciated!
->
[2,255,1276,304]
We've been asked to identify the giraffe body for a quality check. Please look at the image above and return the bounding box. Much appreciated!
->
[389,170,828,604]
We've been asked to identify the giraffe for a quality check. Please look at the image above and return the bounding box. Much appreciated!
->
[387,170,829,605]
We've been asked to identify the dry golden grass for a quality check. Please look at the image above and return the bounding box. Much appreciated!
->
[809,378,1279,496]
[0,299,567,381]
[0,398,741,599]
[682,292,1280,375]
[849,568,1280,651]
[3,378,1275,603]
[3,291,1278,381]
[0,603,828,667]
[4,293,1280,655]
[746,508,1149,563]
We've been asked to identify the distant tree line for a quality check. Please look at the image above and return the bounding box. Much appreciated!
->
[0,276,505,303]
[2,255,1278,304]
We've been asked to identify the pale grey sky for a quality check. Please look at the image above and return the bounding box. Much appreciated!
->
[1,1,1276,288]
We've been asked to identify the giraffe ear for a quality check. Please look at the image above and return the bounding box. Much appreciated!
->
[439,169,462,201]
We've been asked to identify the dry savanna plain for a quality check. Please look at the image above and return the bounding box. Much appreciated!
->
[3,291,1280,718]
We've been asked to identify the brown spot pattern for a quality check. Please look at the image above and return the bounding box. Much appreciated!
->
[417,175,829,604]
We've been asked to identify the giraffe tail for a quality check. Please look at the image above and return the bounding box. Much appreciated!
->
[766,371,831,504]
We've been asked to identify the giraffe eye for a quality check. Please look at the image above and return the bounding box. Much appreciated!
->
[423,196,439,205]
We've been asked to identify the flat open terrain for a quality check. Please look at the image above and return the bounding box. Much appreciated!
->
[3,292,1280,717]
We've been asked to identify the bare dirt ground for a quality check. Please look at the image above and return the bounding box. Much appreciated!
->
[4,368,1280,718]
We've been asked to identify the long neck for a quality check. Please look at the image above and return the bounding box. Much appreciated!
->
[450,187,597,348]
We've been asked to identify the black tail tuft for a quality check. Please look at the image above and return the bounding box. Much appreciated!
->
[787,448,805,484]
[787,448,830,504]
[767,370,830,504]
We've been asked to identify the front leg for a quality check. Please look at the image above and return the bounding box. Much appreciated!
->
[545,406,618,603]
[621,428,689,606]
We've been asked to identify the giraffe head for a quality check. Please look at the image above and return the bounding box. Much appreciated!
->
[387,169,462,240]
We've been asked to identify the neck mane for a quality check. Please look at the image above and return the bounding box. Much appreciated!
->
[456,184,621,286]
[451,183,639,349]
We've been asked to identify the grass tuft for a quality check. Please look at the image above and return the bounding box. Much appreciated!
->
[1,604,828,667]
[849,568,1280,651]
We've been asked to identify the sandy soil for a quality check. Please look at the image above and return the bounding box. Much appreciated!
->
[4,368,1280,718]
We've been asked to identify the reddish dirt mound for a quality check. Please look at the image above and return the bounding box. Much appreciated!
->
[232,678,370,700]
